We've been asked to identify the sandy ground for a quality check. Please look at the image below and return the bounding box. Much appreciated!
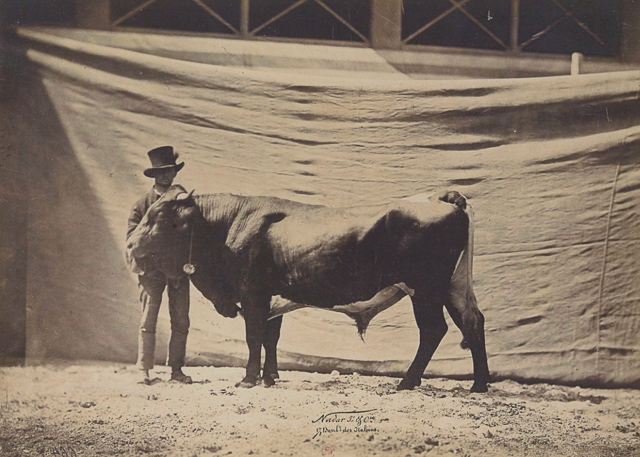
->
[1,363,639,457]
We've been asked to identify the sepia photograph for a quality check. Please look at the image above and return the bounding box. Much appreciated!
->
[1,1,639,456]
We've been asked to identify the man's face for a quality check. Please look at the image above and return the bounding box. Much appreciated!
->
[154,168,177,188]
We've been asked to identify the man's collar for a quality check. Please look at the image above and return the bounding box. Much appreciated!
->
[153,185,168,197]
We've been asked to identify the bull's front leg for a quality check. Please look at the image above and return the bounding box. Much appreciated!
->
[262,315,283,387]
[237,292,271,388]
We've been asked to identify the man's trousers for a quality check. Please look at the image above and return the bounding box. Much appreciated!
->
[136,271,190,371]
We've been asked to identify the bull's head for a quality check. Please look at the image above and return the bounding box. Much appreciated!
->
[126,185,198,278]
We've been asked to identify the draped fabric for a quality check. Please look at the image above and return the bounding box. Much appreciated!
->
[10,27,640,387]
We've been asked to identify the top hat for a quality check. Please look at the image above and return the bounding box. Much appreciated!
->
[143,146,184,178]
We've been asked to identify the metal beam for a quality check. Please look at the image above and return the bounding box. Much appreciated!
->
[192,0,239,34]
[315,0,369,43]
[112,0,159,27]
[510,0,520,51]
[402,0,473,45]
[250,0,308,36]
[621,0,640,62]
[548,0,613,55]
[240,0,250,36]
[76,0,110,29]
[371,0,402,49]
[452,0,508,50]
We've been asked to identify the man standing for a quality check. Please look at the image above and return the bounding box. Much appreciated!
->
[127,146,193,385]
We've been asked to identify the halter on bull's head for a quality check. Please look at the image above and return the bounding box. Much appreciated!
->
[126,185,198,278]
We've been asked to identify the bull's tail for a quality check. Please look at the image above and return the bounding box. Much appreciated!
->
[441,192,492,391]
[438,190,467,211]
[442,193,482,350]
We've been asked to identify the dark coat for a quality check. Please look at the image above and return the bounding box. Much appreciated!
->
[127,188,161,240]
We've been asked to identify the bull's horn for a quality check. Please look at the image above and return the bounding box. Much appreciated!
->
[176,189,195,201]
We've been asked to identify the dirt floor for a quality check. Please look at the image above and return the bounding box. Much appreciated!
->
[1,363,639,457]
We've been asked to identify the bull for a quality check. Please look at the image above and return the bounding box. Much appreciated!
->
[126,186,490,392]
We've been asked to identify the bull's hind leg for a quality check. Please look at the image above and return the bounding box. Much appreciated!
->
[262,316,283,387]
[444,301,491,392]
[397,297,448,391]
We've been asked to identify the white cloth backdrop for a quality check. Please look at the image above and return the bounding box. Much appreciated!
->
[13,27,640,387]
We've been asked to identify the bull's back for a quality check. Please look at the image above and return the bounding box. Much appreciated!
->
[264,199,467,306]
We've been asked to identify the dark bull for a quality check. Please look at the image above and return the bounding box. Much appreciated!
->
[127,186,491,392]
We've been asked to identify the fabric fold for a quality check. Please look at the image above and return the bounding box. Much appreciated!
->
[12,27,640,388]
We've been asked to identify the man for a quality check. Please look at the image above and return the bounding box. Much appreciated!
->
[127,146,193,385]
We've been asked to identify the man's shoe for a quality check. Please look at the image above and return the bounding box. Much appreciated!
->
[137,370,150,385]
[170,370,193,384]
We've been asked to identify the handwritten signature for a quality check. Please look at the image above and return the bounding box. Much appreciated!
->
[312,409,378,439]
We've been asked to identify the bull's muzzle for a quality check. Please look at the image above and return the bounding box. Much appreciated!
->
[126,244,146,275]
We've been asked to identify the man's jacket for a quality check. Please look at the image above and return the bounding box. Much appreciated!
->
[127,188,161,240]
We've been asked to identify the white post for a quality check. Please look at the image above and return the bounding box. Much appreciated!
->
[571,52,583,76]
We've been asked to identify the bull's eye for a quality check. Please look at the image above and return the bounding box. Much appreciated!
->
[172,223,178,229]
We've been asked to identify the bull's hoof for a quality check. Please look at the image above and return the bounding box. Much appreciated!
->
[470,382,488,393]
[235,377,258,388]
[397,378,421,391]
[262,374,276,388]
